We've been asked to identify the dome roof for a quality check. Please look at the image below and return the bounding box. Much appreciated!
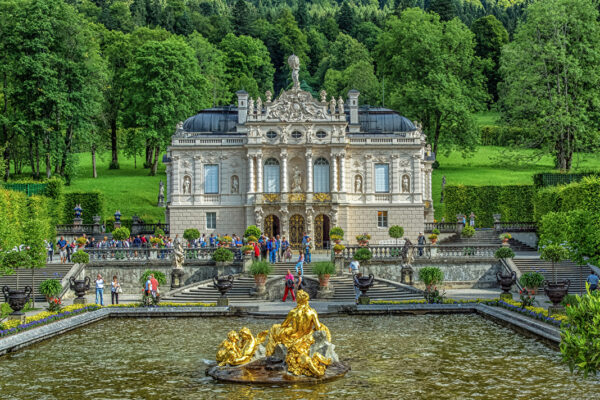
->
[355,107,416,133]
[182,107,238,134]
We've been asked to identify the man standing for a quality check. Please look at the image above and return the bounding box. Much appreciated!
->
[45,239,53,262]
[95,274,104,306]
[417,232,426,257]
[587,272,599,291]
[276,235,282,262]
[469,212,476,227]
[304,236,312,264]
[57,236,67,264]
[150,273,159,301]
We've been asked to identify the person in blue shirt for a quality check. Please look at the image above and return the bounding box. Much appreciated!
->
[304,236,312,264]
[209,234,215,247]
[267,237,277,263]
[587,272,599,291]
[57,236,67,264]
[276,235,282,262]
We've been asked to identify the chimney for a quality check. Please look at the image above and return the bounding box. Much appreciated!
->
[236,90,248,124]
[348,89,360,125]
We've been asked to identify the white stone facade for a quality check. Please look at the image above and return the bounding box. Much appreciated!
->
[165,57,434,247]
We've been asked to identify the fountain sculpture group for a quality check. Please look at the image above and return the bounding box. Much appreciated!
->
[207,290,350,383]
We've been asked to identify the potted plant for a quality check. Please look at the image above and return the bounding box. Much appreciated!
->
[428,233,438,245]
[241,245,254,255]
[219,236,233,246]
[112,227,130,242]
[499,233,512,244]
[250,260,273,296]
[212,247,234,266]
[150,237,163,248]
[519,271,545,295]
[432,228,440,236]
[329,227,344,244]
[313,261,336,287]
[246,235,258,244]
[540,243,570,311]
[388,225,404,245]
[75,236,87,248]
[244,225,262,239]
[333,243,345,255]
[71,250,90,265]
[418,266,444,303]
[183,228,200,246]
[353,248,372,263]
[154,227,165,237]
[39,278,62,302]
[356,234,371,246]
[461,225,475,239]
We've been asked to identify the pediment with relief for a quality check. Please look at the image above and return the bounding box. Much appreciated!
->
[264,88,328,122]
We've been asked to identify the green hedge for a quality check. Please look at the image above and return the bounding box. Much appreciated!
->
[533,177,600,221]
[533,171,599,188]
[63,191,104,224]
[443,185,535,227]
[479,125,527,146]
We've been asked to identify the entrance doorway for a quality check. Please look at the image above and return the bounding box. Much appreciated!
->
[289,214,305,249]
[314,214,331,249]
[264,215,280,238]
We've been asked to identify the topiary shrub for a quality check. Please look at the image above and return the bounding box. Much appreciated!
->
[250,260,273,276]
[212,247,234,262]
[353,248,372,262]
[76,237,87,246]
[313,261,336,276]
[333,244,345,253]
[241,245,254,253]
[519,271,545,290]
[183,228,200,243]
[432,228,440,235]
[418,266,444,287]
[246,235,258,243]
[244,225,261,238]
[112,227,130,241]
[329,226,344,238]
[494,247,515,260]
[388,225,404,239]
[39,279,62,298]
[140,270,167,286]
[71,250,90,264]
[461,225,475,238]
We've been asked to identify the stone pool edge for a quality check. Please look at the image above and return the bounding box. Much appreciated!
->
[0,304,560,356]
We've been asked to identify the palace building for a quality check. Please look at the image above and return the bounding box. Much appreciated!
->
[164,55,434,248]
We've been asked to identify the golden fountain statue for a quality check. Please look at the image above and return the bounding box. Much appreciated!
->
[207,290,349,383]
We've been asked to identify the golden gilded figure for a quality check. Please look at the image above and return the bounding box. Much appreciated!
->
[216,328,268,366]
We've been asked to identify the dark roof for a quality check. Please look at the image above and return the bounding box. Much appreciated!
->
[181,105,415,134]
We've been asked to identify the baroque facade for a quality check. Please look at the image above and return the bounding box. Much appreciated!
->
[165,55,434,247]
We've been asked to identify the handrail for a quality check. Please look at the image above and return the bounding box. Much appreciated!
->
[342,244,500,260]
[81,247,242,262]
[500,257,522,292]
[59,262,86,299]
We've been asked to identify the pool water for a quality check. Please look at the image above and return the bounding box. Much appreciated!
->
[0,314,598,400]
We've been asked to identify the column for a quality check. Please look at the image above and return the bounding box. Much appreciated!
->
[257,155,263,193]
[331,154,338,193]
[281,150,288,193]
[306,150,313,193]
[247,155,254,193]
[172,156,180,195]
[412,155,421,203]
[339,153,346,193]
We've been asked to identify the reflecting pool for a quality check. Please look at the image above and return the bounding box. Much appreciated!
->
[1,314,598,399]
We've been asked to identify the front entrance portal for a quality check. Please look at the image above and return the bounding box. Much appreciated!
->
[289,214,305,249]
[314,214,331,249]
[264,214,280,238]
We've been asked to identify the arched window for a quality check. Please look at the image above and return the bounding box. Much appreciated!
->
[263,158,280,193]
[313,158,330,193]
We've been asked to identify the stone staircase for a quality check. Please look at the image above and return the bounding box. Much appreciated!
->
[440,229,534,251]
[513,257,591,294]
[0,263,74,302]
[164,262,422,303]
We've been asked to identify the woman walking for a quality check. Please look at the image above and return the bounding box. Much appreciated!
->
[111,275,121,305]
[295,251,305,276]
[95,274,104,306]
[282,270,296,302]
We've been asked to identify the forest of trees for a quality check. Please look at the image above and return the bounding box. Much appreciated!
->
[0,0,598,180]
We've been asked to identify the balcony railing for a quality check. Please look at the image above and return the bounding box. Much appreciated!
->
[56,224,95,235]
[342,244,499,260]
[494,222,537,232]
[82,247,242,262]
[424,222,458,233]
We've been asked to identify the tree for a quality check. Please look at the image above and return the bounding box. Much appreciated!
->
[500,0,600,171]
[428,0,455,22]
[376,10,486,160]
[294,0,309,29]
[471,15,508,104]
[122,37,210,175]
[337,1,355,34]
[232,0,255,36]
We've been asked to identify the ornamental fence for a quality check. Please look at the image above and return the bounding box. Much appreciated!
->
[424,222,459,233]
[493,222,537,232]
[342,244,499,261]
[1,182,48,196]
[82,247,242,263]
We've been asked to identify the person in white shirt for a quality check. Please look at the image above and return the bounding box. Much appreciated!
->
[95,274,105,305]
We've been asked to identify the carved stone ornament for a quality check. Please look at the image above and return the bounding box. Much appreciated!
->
[266,90,272,102]
[402,174,410,193]
[231,175,239,194]
[354,175,363,193]
[182,175,192,194]
[320,90,327,103]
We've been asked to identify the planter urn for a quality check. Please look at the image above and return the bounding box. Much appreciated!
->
[69,276,91,304]
[496,271,516,299]
[2,285,32,315]
[544,279,571,314]
[252,274,267,298]
[213,275,234,306]
[354,274,374,304]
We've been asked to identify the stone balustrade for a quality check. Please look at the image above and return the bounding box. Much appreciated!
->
[342,244,499,261]
[82,247,242,263]
[493,222,537,232]
[424,222,459,233]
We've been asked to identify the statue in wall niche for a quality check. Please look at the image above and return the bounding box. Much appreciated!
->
[354,175,363,193]
[329,97,336,115]
[288,54,300,89]
[338,97,344,115]
[291,166,303,193]
[402,175,410,193]
[231,175,239,194]
[183,176,192,194]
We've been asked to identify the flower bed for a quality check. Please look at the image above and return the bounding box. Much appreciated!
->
[371,298,496,305]
[0,304,100,337]
[105,302,216,308]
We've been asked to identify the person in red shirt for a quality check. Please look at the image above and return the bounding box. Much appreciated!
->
[150,273,159,300]
[253,241,260,258]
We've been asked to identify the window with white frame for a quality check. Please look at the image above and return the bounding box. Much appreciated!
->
[313,157,330,193]
[378,211,388,228]
[206,212,216,229]
[263,158,280,193]
[375,163,389,193]
[204,164,219,194]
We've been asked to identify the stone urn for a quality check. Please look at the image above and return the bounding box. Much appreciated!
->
[2,286,32,315]
[544,280,571,312]
[496,271,516,300]
[318,274,331,288]
[213,275,234,306]
[252,274,267,298]
[354,274,374,304]
[69,276,91,304]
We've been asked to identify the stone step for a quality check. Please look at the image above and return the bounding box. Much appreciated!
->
[513,258,590,294]
[0,263,75,301]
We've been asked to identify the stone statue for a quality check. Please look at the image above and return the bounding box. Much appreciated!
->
[338,97,344,115]
[176,121,183,130]
[288,54,300,89]
[319,90,327,103]
[291,166,303,193]
[329,97,336,115]
[402,175,410,193]
[173,240,185,269]
[256,97,262,116]
[265,90,272,102]
[231,175,239,194]
[182,176,191,194]
[158,180,165,207]
[354,175,362,193]
[248,97,254,116]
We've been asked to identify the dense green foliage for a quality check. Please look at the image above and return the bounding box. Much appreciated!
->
[39,279,62,297]
[471,15,508,104]
[519,271,545,289]
[140,270,167,286]
[461,225,475,238]
[244,225,261,238]
[183,228,200,242]
[112,227,131,241]
[329,227,344,238]
[212,247,234,262]
[560,289,600,377]
[63,191,105,224]
[532,171,599,188]
[418,266,444,286]
[353,248,372,262]
[533,177,600,220]
[71,250,90,264]
[443,184,535,226]
[388,225,404,239]
[313,261,336,276]
[250,260,273,275]
[494,247,514,260]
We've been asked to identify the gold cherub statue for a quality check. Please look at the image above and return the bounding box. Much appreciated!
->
[216,328,267,366]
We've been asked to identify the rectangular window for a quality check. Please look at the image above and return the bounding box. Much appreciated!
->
[378,211,388,228]
[204,164,219,194]
[375,163,389,193]
[206,212,216,229]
